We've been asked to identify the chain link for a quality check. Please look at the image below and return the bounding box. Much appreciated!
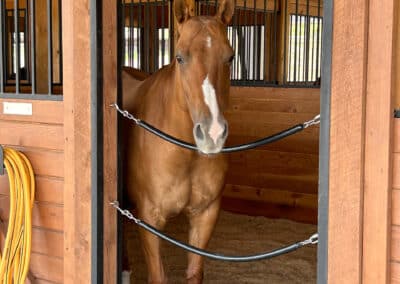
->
[303,114,321,129]
[110,201,141,224]
[300,233,319,245]
[110,103,141,124]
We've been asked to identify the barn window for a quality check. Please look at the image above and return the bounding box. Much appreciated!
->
[287,14,322,84]
[0,0,63,99]
[120,0,323,88]
[122,0,170,74]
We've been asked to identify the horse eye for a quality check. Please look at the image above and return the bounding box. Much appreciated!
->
[176,55,184,64]
[228,55,235,64]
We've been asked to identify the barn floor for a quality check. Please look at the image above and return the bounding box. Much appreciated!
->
[124,210,317,283]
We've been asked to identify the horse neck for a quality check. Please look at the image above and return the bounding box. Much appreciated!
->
[142,65,194,142]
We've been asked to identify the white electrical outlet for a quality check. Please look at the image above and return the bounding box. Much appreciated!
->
[3,102,33,116]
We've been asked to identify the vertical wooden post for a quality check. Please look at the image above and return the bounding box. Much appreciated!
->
[63,0,92,283]
[35,0,48,93]
[103,0,118,282]
[328,0,368,282]
[362,0,395,283]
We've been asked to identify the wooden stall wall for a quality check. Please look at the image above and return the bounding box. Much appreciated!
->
[0,99,64,283]
[222,87,320,224]
[393,119,400,283]
[391,1,400,282]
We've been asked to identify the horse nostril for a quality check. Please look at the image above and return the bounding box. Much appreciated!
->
[195,124,204,141]
[222,123,228,139]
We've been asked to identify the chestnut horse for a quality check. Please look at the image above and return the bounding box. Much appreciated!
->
[122,0,234,282]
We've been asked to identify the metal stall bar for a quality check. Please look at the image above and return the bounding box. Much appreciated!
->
[14,0,20,94]
[47,0,53,95]
[30,0,36,94]
[139,0,142,69]
[305,0,310,82]
[252,0,256,82]
[293,0,298,82]
[232,0,237,80]
[316,0,321,81]
[161,0,165,68]
[317,0,332,282]
[90,0,103,282]
[272,0,277,83]
[153,2,157,72]
[0,0,3,93]
[310,15,315,82]
[262,0,266,83]
[24,5,28,82]
[282,0,288,84]
[145,0,149,73]
[121,0,125,67]
[129,0,133,67]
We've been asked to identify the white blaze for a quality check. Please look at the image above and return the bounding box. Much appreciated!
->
[201,75,224,144]
[206,36,212,48]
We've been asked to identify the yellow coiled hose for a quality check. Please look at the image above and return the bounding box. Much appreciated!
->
[0,148,35,283]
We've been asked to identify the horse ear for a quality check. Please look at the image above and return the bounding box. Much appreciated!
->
[216,0,235,25]
[174,0,195,25]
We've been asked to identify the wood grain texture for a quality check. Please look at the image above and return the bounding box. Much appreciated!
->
[394,190,400,226]
[0,121,63,150]
[328,0,368,282]
[395,119,400,153]
[62,0,92,282]
[226,170,318,194]
[394,153,400,189]
[102,0,119,283]
[393,225,400,263]
[392,261,400,283]
[0,173,63,205]
[362,0,395,282]
[0,98,64,282]
[223,86,319,221]
[0,147,64,178]
[223,184,317,209]
[30,228,63,258]
[29,253,63,284]
[0,224,62,258]
[0,195,63,231]
[221,197,317,224]
[0,99,63,124]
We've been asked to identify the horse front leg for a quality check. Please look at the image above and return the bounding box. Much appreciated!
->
[186,199,221,284]
[137,207,168,284]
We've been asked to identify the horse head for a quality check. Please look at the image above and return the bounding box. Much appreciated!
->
[174,0,235,154]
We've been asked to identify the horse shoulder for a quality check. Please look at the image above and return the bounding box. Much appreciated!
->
[122,67,150,111]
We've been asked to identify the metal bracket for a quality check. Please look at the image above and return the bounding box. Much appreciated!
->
[395,109,400,119]
[0,145,3,175]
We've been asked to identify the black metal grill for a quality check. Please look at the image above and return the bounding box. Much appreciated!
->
[0,0,63,99]
[120,0,323,87]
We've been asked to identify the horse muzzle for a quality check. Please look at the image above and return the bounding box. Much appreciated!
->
[193,120,228,154]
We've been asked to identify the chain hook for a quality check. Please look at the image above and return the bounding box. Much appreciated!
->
[110,103,141,124]
[303,114,321,129]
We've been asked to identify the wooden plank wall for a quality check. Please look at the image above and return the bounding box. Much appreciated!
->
[221,86,320,224]
[0,99,64,283]
[393,119,400,283]
[392,2,400,281]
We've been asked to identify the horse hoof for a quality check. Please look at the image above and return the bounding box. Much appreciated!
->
[122,270,132,284]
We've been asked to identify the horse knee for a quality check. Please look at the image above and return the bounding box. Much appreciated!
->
[186,269,204,284]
